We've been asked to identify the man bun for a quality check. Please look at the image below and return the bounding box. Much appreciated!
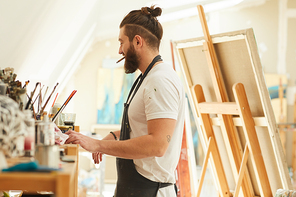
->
[120,5,163,50]
[141,5,162,18]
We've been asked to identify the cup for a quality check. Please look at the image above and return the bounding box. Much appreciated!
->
[35,121,55,146]
[61,113,76,127]
[35,145,60,168]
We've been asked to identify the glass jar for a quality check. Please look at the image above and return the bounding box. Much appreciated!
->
[23,110,35,157]
[35,115,55,146]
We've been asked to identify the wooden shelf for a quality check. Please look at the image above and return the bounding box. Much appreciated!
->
[0,144,79,197]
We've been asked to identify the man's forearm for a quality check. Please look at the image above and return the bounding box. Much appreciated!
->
[96,119,176,159]
[96,134,167,159]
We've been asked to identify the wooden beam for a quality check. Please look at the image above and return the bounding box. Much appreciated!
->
[234,144,249,197]
[198,102,239,115]
[233,83,272,196]
[202,39,229,102]
[194,84,230,197]
[211,117,268,127]
[196,137,214,197]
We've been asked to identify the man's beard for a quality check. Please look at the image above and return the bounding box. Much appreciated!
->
[124,44,140,74]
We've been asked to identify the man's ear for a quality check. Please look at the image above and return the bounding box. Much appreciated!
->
[133,35,143,49]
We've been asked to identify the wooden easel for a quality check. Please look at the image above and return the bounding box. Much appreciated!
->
[193,6,272,197]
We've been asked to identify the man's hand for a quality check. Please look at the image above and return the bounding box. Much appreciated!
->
[92,152,104,164]
[65,130,99,153]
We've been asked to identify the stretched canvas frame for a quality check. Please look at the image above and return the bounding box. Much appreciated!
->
[174,28,292,196]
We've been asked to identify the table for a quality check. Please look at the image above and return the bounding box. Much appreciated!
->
[0,144,79,197]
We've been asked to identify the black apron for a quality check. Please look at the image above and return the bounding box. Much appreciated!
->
[114,55,176,197]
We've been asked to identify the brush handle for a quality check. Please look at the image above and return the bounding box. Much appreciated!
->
[25,97,32,110]
[39,83,59,115]
[25,83,39,110]
[52,90,77,122]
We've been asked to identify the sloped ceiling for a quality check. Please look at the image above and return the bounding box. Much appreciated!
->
[0,0,263,94]
[0,0,102,93]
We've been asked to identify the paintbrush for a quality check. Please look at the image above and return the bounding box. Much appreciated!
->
[38,83,42,114]
[59,90,77,113]
[116,57,125,63]
[39,82,59,115]
[23,80,30,88]
[51,93,59,108]
[32,105,36,120]
[52,90,77,122]
[25,82,40,110]
[42,86,49,105]
[32,85,45,105]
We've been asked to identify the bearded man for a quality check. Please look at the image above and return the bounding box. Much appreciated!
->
[66,5,185,197]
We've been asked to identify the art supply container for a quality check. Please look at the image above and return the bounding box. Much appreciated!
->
[35,145,60,168]
[23,110,35,157]
[35,116,55,146]
[61,113,76,129]
[0,82,7,95]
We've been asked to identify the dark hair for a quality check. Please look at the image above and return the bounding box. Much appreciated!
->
[120,5,163,50]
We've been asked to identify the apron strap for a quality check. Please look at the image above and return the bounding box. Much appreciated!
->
[125,74,142,105]
[126,55,162,105]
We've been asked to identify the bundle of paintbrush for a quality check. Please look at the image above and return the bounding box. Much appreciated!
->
[25,82,59,120]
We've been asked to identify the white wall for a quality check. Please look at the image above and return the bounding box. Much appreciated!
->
[59,38,122,131]
[0,0,101,99]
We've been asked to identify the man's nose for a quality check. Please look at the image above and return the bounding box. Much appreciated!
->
[119,46,123,55]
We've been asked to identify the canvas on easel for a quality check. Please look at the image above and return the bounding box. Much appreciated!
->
[174,5,292,197]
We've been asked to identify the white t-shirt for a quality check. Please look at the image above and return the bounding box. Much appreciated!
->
[128,62,185,197]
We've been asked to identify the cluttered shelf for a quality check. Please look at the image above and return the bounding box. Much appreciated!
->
[0,67,81,197]
[0,144,79,197]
